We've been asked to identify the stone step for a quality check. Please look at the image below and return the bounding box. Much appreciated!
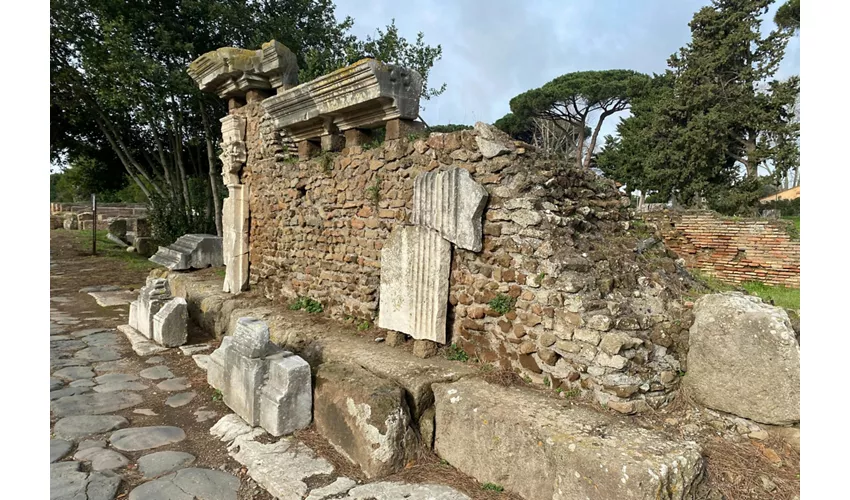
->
[433,378,705,500]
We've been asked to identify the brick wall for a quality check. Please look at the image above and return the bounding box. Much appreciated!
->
[644,211,800,288]
[234,99,699,413]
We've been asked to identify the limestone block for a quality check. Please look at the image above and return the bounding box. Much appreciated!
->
[378,225,451,344]
[231,317,270,358]
[133,237,157,257]
[219,115,247,186]
[63,215,78,230]
[207,336,232,392]
[685,292,800,425]
[150,234,223,270]
[108,219,128,241]
[314,363,417,478]
[222,184,250,294]
[473,122,516,159]
[263,58,423,143]
[434,378,705,500]
[132,279,172,339]
[259,354,312,436]
[412,167,489,252]
[188,40,298,98]
[224,349,266,426]
[152,297,188,348]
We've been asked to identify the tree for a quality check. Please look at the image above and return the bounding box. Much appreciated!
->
[597,0,798,209]
[506,70,650,170]
[51,0,446,242]
[774,0,800,34]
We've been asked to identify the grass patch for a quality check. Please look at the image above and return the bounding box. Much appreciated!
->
[445,343,469,362]
[741,281,800,311]
[289,296,324,314]
[782,215,800,240]
[366,176,382,206]
[70,229,157,272]
[214,268,226,278]
[356,320,371,331]
[481,483,504,492]
[212,389,223,402]
[488,293,516,315]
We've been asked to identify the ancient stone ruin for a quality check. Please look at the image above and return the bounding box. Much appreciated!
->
[172,39,800,499]
[149,234,223,271]
[127,278,187,348]
[207,317,312,437]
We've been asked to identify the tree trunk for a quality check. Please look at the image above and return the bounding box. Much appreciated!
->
[583,111,612,169]
[575,119,586,169]
[200,104,223,237]
[743,133,758,178]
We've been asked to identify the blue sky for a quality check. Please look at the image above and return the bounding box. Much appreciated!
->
[333,0,800,137]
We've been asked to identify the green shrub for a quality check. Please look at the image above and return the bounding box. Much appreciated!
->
[289,296,324,314]
[481,483,504,492]
[488,293,516,315]
[445,343,469,362]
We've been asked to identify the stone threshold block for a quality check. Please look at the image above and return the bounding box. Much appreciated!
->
[433,378,705,500]
[150,234,223,271]
[412,167,489,252]
[313,362,418,479]
[208,318,312,436]
[378,225,451,344]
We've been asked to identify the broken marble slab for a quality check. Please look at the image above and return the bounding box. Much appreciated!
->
[412,167,489,252]
[377,225,451,344]
[88,289,137,307]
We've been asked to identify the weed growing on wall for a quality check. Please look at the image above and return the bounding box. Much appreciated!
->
[481,483,504,492]
[289,296,324,313]
[366,176,382,206]
[445,343,469,362]
[488,293,516,315]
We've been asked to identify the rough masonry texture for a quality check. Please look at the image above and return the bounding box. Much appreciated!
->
[412,167,489,251]
[685,292,800,425]
[208,317,312,436]
[189,40,701,410]
[644,210,800,288]
[377,225,452,343]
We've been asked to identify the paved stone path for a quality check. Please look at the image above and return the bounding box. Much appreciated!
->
[49,237,475,500]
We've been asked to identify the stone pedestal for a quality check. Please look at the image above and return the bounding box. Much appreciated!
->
[385,119,425,140]
[298,140,320,159]
[344,129,372,147]
[130,279,172,339]
[207,318,312,436]
[320,133,345,152]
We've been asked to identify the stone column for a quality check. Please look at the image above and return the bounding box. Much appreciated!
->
[220,115,250,294]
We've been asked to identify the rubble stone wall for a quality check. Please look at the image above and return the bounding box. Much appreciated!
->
[234,99,697,411]
[644,211,800,288]
[51,203,148,219]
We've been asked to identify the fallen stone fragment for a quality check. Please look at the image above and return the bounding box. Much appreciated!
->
[138,451,196,478]
[50,439,73,463]
[93,381,148,393]
[149,234,224,270]
[305,478,357,500]
[210,414,262,444]
[139,366,174,380]
[411,167,488,251]
[166,392,196,408]
[74,446,130,471]
[118,324,169,356]
[194,409,218,422]
[79,285,123,293]
[89,290,137,307]
[179,344,211,355]
[110,426,186,452]
[134,409,158,416]
[345,482,471,500]
[157,377,190,391]
[685,292,800,425]
[152,297,188,347]
[54,415,129,440]
[54,366,95,381]
[128,467,239,500]
[50,461,122,500]
[193,354,211,371]
[52,392,144,418]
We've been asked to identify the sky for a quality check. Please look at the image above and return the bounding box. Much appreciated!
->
[333,0,800,139]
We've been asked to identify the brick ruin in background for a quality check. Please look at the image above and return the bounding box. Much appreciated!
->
[189,40,700,413]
